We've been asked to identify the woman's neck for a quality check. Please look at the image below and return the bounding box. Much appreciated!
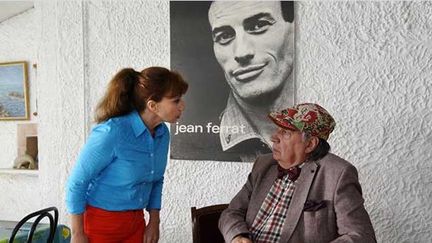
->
[140,110,162,135]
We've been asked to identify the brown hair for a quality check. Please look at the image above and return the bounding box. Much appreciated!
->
[95,66,188,123]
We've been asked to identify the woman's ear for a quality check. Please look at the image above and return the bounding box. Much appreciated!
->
[305,136,319,153]
[146,100,158,112]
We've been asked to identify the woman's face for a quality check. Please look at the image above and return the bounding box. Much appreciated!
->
[154,96,186,123]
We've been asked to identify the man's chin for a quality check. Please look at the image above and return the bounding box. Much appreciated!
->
[235,87,281,104]
[272,153,280,161]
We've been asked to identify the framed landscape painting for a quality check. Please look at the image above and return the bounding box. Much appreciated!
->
[0,61,29,120]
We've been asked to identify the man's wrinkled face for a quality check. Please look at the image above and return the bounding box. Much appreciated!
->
[209,1,293,103]
[271,127,308,168]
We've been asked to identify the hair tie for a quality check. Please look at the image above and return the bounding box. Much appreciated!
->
[135,71,147,89]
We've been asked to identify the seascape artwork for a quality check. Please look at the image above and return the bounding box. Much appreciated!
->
[0,62,29,120]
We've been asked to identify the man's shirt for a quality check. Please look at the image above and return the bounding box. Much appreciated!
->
[66,110,169,214]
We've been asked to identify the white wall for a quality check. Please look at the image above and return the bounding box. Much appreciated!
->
[0,8,38,168]
[0,7,42,220]
[0,1,431,242]
[295,2,432,242]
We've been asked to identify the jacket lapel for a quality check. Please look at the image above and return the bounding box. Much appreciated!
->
[279,161,318,241]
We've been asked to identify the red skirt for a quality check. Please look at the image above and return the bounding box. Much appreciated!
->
[84,205,145,243]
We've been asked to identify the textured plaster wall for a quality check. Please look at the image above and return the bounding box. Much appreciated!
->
[0,9,38,168]
[295,2,432,242]
[0,1,431,243]
[0,8,41,220]
[0,173,41,219]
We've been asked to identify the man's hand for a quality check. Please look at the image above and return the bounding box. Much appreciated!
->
[231,235,252,243]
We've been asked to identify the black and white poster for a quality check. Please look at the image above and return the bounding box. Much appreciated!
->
[170,1,295,162]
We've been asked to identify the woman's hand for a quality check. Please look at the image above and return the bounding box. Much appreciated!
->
[70,214,88,243]
[143,219,159,243]
[71,231,89,243]
[144,210,160,243]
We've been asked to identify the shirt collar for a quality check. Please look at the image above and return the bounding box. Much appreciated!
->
[219,93,261,151]
[128,110,167,138]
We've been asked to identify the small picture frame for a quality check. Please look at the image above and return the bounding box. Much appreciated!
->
[0,61,29,120]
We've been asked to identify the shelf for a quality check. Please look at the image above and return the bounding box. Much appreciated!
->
[0,168,38,177]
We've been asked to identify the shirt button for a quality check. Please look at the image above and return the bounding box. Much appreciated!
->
[139,198,143,202]
[151,170,154,174]
[226,134,231,144]
[150,153,154,157]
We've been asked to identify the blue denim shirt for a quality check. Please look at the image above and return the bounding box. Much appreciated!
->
[66,110,169,214]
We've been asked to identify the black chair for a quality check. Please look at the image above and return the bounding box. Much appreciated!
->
[191,204,228,243]
[9,207,58,243]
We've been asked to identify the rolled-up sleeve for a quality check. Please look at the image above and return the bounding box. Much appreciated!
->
[146,176,164,211]
[66,122,117,214]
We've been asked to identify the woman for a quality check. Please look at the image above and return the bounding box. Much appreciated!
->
[66,67,188,243]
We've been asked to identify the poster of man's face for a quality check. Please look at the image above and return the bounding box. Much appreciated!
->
[170,1,295,162]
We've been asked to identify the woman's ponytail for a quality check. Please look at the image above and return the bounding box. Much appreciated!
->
[94,68,140,123]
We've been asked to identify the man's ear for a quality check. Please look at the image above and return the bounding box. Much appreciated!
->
[146,100,158,112]
[305,136,319,153]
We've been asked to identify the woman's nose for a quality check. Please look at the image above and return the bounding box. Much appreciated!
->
[179,100,185,111]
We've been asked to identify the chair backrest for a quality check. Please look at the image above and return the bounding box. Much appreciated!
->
[191,204,228,243]
[9,207,58,243]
